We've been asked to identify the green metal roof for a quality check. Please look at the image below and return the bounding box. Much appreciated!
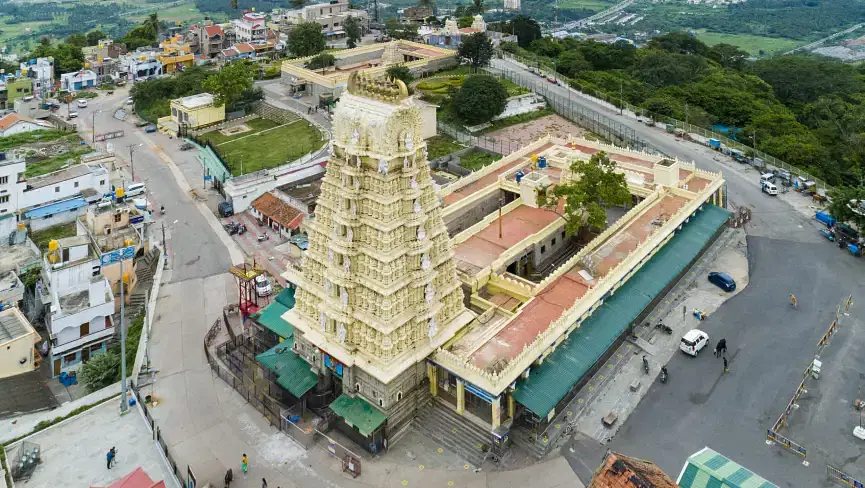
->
[329,393,388,436]
[254,300,294,342]
[677,447,778,488]
[275,287,296,309]
[512,204,731,418]
[255,343,318,398]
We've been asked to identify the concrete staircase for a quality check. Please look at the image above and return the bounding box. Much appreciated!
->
[510,425,551,458]
[113,248,161,333]
[252,101,299,125]
[414,399,490,468]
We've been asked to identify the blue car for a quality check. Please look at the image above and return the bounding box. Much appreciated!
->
[708,272,736,292]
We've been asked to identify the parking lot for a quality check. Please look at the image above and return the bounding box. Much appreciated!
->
[566,234,865,486]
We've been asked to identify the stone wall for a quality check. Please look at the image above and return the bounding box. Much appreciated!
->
[443,188,504,236]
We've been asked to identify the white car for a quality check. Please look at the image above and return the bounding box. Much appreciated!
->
[679,329,709,357]
[76,98,88,108]
[255,275,272,297]
[67,111,78,119]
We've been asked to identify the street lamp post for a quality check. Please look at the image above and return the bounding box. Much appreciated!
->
[119,256,128,414]
[127,143,143,182]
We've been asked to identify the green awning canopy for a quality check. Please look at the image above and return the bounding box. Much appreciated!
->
[329,394,387,436]
[254,301,294,342]
[255,344,317,398]
[678,447,778,488]
[513,205,732,418]
[274,287,296,309]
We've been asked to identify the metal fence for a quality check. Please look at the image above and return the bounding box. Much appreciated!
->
[438,121,531,156]
[500,52,832,192]
[130,380,193,488]
[483,65,647,151]
[828,465,865,488]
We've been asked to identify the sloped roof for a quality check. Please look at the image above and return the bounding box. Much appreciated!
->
[204,25,224,38]
[589,451,677,488]
[234,42,255,54]
[255,343,317,397]
[251,192,305,230]
[329,394,387,436]
[90,467,166,488]
[221,48,239,57]
[254,300,293,340]
[0,113,39,131]
[678,447,778,488]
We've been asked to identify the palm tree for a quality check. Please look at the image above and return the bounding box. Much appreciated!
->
[472,0,484,15]
[144,13,160,40]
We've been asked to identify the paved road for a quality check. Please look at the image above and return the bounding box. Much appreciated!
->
[491,57,823,244]
[564,235,865,486]
[79,89,233,282]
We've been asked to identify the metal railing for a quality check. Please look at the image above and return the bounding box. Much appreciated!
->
[500,52,831,191]
[130,380,193,488]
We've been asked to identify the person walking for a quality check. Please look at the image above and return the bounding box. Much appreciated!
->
[262,478,268,488]
[241,453,248,474]
[723,356,728,373]
[106,448,115,469]
[717,338,727,357]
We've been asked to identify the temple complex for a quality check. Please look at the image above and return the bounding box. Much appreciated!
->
[282,71,730,460]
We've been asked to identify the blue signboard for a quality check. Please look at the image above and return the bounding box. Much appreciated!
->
[101,245,136,266]
[204,175,213,181]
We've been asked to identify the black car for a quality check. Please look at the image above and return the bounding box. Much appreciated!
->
[218,201,234,217]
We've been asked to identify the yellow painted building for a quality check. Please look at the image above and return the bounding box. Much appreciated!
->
[158,36,195,74]
[0,307,40,379]
[168,93,225,131]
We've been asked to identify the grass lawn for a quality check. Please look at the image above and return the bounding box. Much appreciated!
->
[426,135,464,160]
[204,119,325,175]
[30,222,78,251]
[459,150,500,171]
[0,130,72,151]
[694,29,803,55]
[480,108,555,134]
[25,148,90,177]
[128,2,208,23]
[201,118,281,146]
[557,0,614,10]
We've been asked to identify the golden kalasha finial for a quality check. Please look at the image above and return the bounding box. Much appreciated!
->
[347,71,409,103]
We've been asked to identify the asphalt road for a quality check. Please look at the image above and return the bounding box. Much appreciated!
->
[563,235,865,486]
[492,57,823,244]
[80,89,232,283]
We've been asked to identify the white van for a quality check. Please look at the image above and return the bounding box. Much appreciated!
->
[759,173,775,185]
[124,182,146,197]
[762,182,778,196]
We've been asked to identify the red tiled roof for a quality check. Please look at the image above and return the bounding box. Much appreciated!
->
[0,113,37,131]
[91,467,167,488]
[589,452,677,488]
[235,42,255,54]
[204,25,224,38]
[221,48,239,57]
[251,192,305,230]
[458,27,480,34]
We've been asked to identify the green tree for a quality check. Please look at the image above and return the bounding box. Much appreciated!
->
[452,75,508,125]
[828,185,865,228]
[385,19,419,40]
[557,50,590,78]
[457,16,473,28]
[537,151,631,235]
[78,351,120,393]
[288,22,326,57]
[457,32,493,72]
[529,37,562,58]
[203,60,254,109]
[425,15,442,26]
[85,30,106,46]
[636,51,708,88]
[307,52,335,70]
[647,32,709,56]
[508,15,540,49]
[344,15,362,49]
[751,54,862,107]
[708,43,749,70]
[66,33,86,48]
[291,0,306,7]
[386,64,413,86]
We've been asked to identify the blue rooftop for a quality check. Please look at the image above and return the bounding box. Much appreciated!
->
[24,197,89,219]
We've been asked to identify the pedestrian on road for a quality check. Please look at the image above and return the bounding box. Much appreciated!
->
[716,338,727,357]
[723,356,728,373]
[106,447,116,469]
[262,478,267,488]
[241,453,248,474]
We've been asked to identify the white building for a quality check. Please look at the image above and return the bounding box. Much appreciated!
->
[20,163,110,211]
[60,69,98,91]
[0,113,52,137]
[0,155,25,239]
[41,235,115,377]
[232,12,268,43]
[19,58,54,100]
[504,0,521,10]
[118,51,162,81]
[294,1,369,40]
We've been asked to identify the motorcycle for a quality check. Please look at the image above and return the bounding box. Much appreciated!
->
[660,366,668,384]
[655,322,673,334]
[238,224,247,235]
[642,355,649,374]
[160,205,165,216]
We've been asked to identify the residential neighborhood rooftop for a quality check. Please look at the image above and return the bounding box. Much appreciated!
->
[176,93,215,109]
[25,163,107,190]
[0,307,34,345]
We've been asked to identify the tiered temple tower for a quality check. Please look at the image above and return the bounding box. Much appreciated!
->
[283,72,474,444]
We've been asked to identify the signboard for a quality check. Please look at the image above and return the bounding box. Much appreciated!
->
[101,245,135,266]
[204,175,213,181]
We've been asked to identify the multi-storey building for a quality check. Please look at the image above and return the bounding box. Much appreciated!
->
[19,58,53,100]
[118,50,162,81]
[196,24,230,59]
[0,154,25,239]
[232,12,268,43]
[0,307,40,379]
